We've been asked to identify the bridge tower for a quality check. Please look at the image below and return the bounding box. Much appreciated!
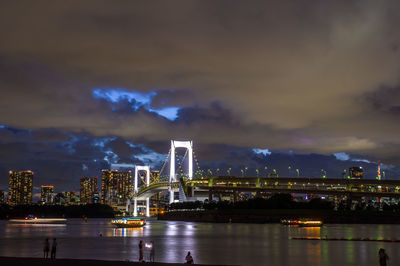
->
[169,140,193,203]
[133,165,150,217]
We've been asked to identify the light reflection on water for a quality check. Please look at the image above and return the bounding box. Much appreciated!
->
[0,219,400,266]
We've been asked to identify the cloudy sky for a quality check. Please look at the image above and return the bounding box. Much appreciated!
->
[0,1,399,192]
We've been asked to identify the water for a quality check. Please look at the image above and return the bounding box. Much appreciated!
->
[0,219,399,266]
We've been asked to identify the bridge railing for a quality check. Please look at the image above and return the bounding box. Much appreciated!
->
[134,181,179,197]
[185,177,400,195]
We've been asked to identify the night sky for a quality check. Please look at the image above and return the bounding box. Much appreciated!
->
[1,1,399,193]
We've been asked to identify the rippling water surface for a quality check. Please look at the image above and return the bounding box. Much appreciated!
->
[0,219,399,266]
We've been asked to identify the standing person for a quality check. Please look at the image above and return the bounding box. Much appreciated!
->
[138,240,144,262]
[43,238,50,259]
[185,251,194,264]
[379,248,389,266]
[51,238,57,259]
[149,241,155,262]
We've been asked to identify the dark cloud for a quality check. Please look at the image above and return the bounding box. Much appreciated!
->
[150,89,196,109]
[0,1,400,190]
[364,86,400,115]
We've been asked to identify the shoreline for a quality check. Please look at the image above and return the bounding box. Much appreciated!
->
[158,209,400,224]
[0,256,239,266]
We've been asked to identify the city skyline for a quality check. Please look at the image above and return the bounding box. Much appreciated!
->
[1,1,400,192]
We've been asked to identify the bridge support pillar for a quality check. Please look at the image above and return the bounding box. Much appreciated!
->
[133,198,137,217]
[125,198,130,213]
[169,189,174,204]
[146,198,150,217]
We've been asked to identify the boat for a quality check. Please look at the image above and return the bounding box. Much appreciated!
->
[9,215,67,224]
[297,219,323,227]
[280,219,299,225]
[281,218,323,227]
[111,217,146,228]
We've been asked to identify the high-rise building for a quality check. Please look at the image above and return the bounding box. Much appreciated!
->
[0,190,5,203]
[80,177,98,204]
[101,170,132,205]
[65,191,79,205]
[8,170,33,205]
[41,185,54,204]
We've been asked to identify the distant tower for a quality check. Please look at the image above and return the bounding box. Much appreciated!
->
[376,160,381,180]
[8,170,33,205]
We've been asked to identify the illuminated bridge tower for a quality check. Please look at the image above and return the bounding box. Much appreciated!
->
[169,140,193,203]
[132,165,150,217]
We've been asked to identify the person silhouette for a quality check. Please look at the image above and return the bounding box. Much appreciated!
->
[43,238,50,259]
[51,238,57,259]
[185,251,194,264]
[379,248,389,266]
[149,241,155,262]
[138,240,144,262]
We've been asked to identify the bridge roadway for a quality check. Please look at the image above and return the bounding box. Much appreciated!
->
[185,176,400,198]
[134,181,179,200]
[134,176,400,200]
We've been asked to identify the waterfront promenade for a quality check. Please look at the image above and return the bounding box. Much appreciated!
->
[0,257,240,266]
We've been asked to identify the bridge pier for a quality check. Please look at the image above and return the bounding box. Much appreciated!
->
[133,198,138,217]
[146,198,150,217]
[169,189,174,204]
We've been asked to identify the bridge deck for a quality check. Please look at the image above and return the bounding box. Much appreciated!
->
[134,177,400,199]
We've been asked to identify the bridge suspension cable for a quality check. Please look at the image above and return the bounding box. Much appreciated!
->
[192,150,202,178]
[158,149,171,182]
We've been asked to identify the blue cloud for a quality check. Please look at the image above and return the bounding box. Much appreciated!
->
[149,106,180,121]
[253,148,272,156]
[333,152,350,161]
[352,158,371,164]
[93,88,156,106]
[334,152,373,164]
[92,88,180,121]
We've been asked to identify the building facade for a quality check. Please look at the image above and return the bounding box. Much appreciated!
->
[101,170,132,205]
[8,170,33,205]
[41,185,54,204]
[0,190,5,203]
[80,177,98,204]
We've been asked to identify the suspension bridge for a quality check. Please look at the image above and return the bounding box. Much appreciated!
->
[126,139,400,217]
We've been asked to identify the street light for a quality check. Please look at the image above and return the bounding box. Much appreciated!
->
[342,169,347,179]
[296,169,300,177]
[288,166,292,177]
[244,167,248,176]
[272,169,277,177]
[264,166,268,177]
[321,169,327,179]
[207,169,213,177]
[256,169,259,177]
[240,169,244,177]
[227,168,232,176]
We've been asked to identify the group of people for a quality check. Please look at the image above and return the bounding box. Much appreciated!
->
[43,236,388,265]
[137,240,193,264]
[43,238,57,259]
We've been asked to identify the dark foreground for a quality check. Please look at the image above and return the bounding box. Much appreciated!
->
[0,257,239,266]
